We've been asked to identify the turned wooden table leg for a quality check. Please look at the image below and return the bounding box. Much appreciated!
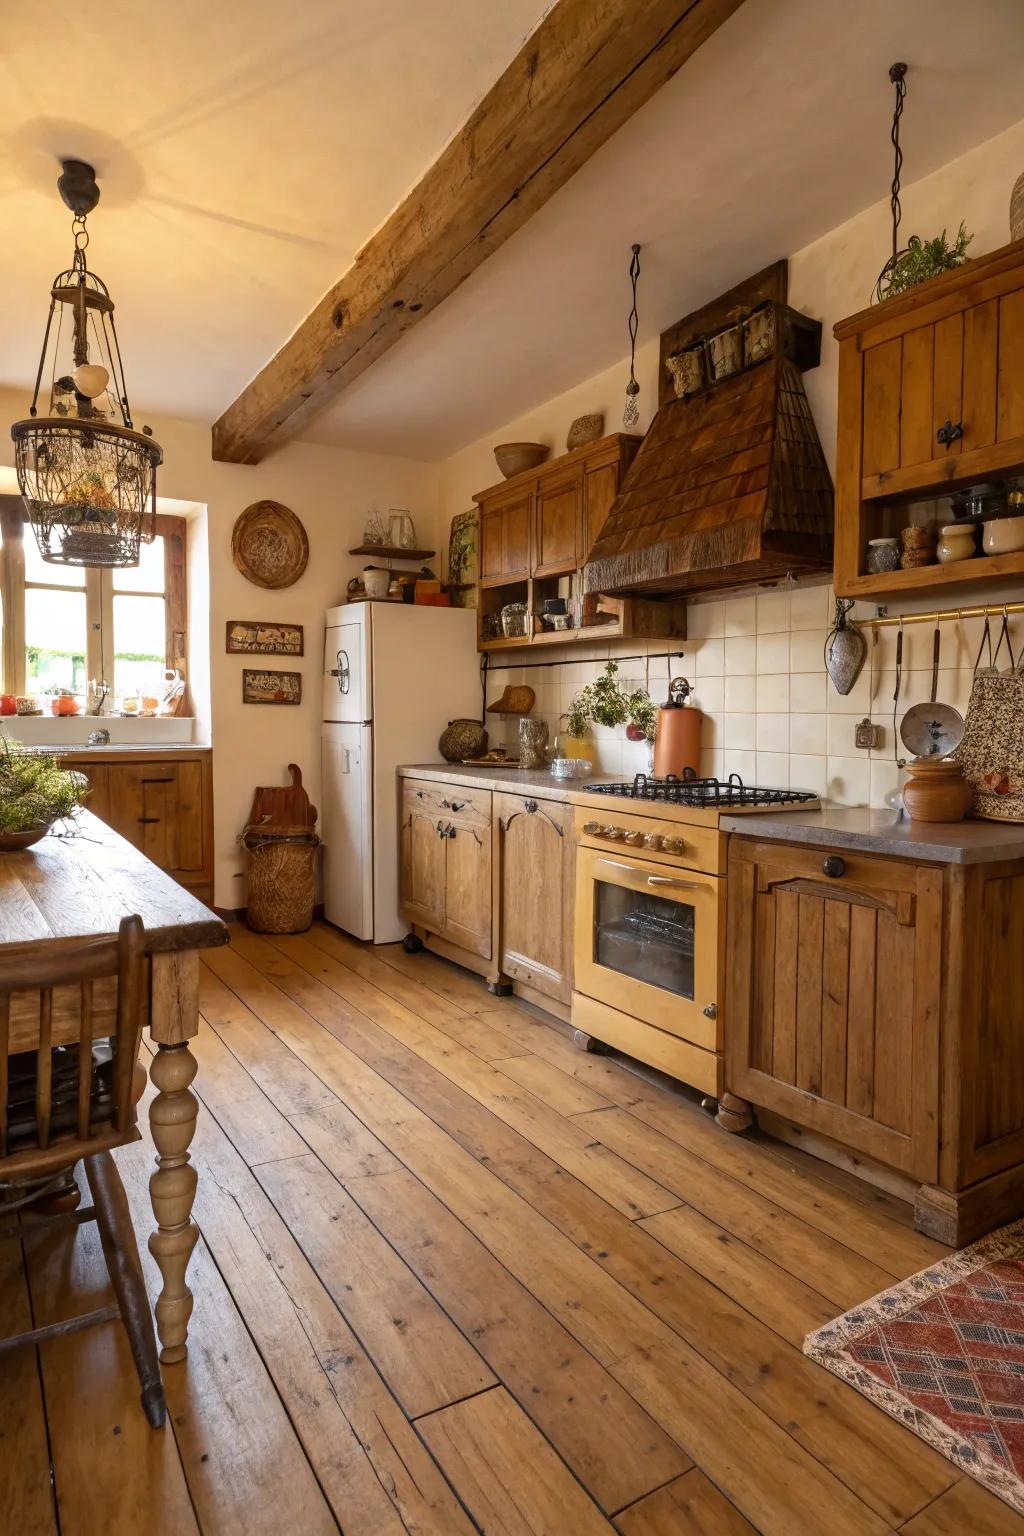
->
[716,1092,755,1133]
[148,1040,199,1364]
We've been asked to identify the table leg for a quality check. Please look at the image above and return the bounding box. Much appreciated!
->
[148,1041,199,1364]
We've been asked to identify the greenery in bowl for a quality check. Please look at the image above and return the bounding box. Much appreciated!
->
[880,223,973,300]
[0,741,88,837]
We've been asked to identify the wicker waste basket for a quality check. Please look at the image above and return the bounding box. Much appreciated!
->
[243,825,320,934]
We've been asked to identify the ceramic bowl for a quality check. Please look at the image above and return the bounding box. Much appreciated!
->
[549,758,592,780]
[982,514,1024,556]
[493,442,549,479]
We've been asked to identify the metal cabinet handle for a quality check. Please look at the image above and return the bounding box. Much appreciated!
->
[440,797,468,812]
[450,799,466,812]
[647,875,702,890]
[525,798,538,813]
[822,855,846,878]
[138,817,161,824]
[141,777,174,785]
[935,419,964,446]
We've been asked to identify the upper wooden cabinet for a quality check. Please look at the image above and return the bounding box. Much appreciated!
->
[834,238,1024,598]
[473,433,685,650]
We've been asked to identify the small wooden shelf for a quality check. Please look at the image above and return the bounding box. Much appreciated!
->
[349,544,435,561]
[841,549,1024,599]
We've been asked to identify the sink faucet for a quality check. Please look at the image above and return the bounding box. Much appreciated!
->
[87,728,111,746]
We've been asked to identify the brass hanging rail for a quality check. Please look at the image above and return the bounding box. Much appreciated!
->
[867,601,1024,628]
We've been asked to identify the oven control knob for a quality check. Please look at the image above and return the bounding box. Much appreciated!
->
[582,821,601,835]
[605,827,625,841]
[643,833,664,851]
[625,831,644,846]
[662,836,686,855]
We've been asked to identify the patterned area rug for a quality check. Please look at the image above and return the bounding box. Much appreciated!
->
[804,1220,1024,1514]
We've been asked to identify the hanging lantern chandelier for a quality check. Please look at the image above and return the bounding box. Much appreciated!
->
[11,160,162,568]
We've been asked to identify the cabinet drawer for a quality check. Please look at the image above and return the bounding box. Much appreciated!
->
[403,779,491,827]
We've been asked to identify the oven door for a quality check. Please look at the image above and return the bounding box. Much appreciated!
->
[574,847,721,1050]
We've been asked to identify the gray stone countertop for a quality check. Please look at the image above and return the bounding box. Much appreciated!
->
[398,762,622,803]
[721,806,1024,864]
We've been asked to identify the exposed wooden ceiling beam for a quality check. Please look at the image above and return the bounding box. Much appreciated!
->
[212,0,745,464]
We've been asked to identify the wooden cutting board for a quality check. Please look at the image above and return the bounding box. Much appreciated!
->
[246,763,317,830]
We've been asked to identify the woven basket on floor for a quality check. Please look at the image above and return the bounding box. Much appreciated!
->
[243,832,319,934]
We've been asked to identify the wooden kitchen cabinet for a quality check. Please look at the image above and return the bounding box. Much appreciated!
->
[834,237,1024,598]
[60,748,214,903]
[400,779,492,961]
[533,468,582,575]
[725,833,1024,1244]
[726,839,942,1180]
[495,792,574,1005]
[479,486,532,583]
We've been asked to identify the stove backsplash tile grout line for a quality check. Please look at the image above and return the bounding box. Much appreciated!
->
[482,579,1016,805]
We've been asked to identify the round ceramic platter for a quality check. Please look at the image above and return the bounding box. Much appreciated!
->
[899,702,965,758]
[232,500,309,589]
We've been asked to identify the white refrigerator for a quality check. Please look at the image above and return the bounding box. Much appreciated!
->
[321,601,480,943]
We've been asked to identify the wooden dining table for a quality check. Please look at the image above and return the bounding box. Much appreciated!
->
[0,808,228,1362]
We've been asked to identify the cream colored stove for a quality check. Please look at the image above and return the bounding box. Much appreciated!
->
[569,774,819,1098]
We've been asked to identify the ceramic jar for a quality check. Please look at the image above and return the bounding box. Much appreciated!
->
[982,514,1024,556]
[900,523,936,569]
[936,523,977,563]
[901,757,972,823]
[438,718,487,763]
[866,537,900,574]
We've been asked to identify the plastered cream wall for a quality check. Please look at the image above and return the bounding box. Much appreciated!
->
[442,117,1024,798]
[0,389,439,906]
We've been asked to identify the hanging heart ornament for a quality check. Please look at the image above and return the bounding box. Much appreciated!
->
[824,598,867,695]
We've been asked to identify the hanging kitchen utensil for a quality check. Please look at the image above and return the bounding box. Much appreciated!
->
[652,676,702,778]
[824,598,867,694]
[900,616,965,758]
[892,618,904,764]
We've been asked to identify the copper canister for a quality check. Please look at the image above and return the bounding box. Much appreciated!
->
[652,678,703,778]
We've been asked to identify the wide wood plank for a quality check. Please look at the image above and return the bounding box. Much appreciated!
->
[211,0,744,462]
[418,1387,614,1534]
[255,1151,496,1417]
[156,1060,477,1536]
[209,940,953,1530]
[901,1478,1024,1534]
[500,1051,613,1115]
[188,1015,308,1165]
[820,900,850,1104]
[237,929,677,1219]
[639,1203,836,1347]
[616,1470,756,1535]
[0,1240,58,1536]
[795,894,824,1096]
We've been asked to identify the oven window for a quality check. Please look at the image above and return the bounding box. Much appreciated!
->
[593,881,695,999]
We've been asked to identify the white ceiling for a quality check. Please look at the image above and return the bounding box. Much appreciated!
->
[3,0,1022,462]
[0,0,552,428]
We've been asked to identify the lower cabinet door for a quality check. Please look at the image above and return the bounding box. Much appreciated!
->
[443,818,492,959]
[726,839,942,1180]
[496,794,573,1004]
[400,807,447,933]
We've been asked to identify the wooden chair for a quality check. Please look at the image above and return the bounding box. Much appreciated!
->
[0,914,165,1427]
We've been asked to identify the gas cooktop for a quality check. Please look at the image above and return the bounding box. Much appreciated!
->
[587,773,819,809]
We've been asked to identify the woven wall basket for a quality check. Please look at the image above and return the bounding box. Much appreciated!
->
[232,501,309,589]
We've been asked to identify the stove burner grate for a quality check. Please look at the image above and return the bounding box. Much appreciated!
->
[587,771,818,808]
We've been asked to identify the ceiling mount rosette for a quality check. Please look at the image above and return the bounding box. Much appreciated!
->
[11,160,163,568]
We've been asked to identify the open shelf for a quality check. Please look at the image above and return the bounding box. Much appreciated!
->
[349,544,435,561]
[839,548,1024,600]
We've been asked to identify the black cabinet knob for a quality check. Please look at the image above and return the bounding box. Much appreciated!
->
[936,419,964,446]
[822,855,845,878]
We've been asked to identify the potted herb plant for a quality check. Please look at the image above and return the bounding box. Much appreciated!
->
[0,740,88,850]
[879,224,973,301]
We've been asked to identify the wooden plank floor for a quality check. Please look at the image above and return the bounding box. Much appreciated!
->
[4,920,1023,1536]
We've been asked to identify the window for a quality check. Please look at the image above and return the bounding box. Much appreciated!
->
[0,498,187,707]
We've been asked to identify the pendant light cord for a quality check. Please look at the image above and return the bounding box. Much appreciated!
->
[875,63,908,301]
[623,243,641,428]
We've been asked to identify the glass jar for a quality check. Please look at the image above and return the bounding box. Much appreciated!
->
[865,537,900,574]
[936,523,977,563]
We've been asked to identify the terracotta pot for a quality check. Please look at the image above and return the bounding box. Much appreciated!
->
[0,696,16,716]
[902,757,972,823]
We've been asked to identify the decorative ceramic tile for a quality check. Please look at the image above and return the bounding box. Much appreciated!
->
[756,673,790,712]
[724,712,756,750]
[789,584,831,630]
[723,596,757,636]
[790,713,826,755]
[724,674,756,712]
[827,755,872,805]
[724,636,757,675]
[756,632,790,674]
[756,713,790,752]
[756,590,791,633]
[756,752,790,786]
[686,599,725,638]
[789,754,828,795]
[789,628,828,673]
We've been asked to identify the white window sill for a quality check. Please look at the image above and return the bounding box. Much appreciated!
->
[0,715,196,747]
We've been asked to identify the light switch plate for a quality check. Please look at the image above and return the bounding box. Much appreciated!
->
[855,716,883,751]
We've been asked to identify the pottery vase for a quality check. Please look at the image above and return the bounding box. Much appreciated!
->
[439,718,487,762]
[902,757,971,823]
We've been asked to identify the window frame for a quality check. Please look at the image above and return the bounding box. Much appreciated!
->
[0,495,188,706]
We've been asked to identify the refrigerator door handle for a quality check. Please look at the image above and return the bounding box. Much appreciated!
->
[341,747,351,774]
[328,649,351,693]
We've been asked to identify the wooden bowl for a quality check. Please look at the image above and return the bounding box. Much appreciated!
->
[493,442,549,479]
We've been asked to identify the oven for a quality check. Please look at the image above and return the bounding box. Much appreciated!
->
[572,808,725,1066]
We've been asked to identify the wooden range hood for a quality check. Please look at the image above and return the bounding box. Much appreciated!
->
[584,263,834,598]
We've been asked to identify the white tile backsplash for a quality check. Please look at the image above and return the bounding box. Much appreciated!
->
[482,578,987,809]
